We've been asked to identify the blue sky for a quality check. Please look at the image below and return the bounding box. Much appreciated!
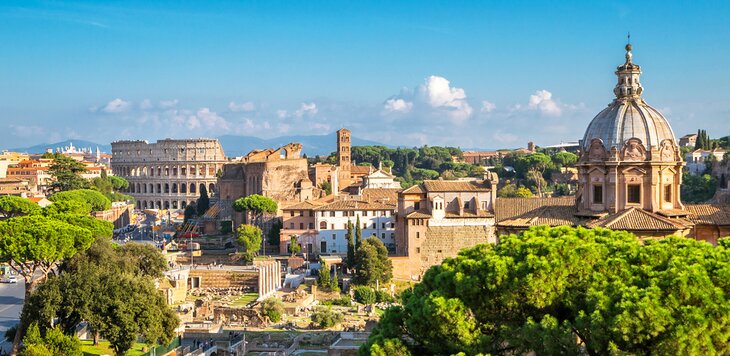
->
[1,1,729,149]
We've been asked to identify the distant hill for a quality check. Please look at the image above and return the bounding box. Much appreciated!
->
[217,133,389,157]
[9,140,111,154]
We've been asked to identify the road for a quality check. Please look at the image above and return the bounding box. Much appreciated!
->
[0,280,24,353]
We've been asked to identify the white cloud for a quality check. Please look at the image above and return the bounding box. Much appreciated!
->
[419,76,473,121]
[139,99,153,110]
[383,98,413,113]
[243,119,255,130]
[528,90,562,116]
[195,108,229,130]
[101,98,131,113]
[159,99,179,109]
[276,110,288,119]
[294,102,318,119]
[481,100,496,113]
[9,124,45,137]
[228,101,256,112]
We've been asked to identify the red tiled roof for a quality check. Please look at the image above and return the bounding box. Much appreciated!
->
[495,197,576,222]
[586,208,688,231]
[423,180,492,192]
[685,204,730,225]
[401,185,425,194]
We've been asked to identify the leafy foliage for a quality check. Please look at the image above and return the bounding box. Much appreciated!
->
[289,234,301,256]
[0,196,41,218]
[346,219,355,267]
[233,194,278,214]
[362,226,730,355]
[24,238,177,355]
[196,185,210,216]
[496,183,533,198]
[236,224,262,262]
[311,306,344,329]
[260,297,285,323]
[682,173,718,203]
[49,189,112,211]
[48,154,89,192]
[22,322,81,356]
[354,237,393,286]
[353,286,376,304]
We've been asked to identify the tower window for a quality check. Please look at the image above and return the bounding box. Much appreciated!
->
[592,185,603,204]
[664,185,672,203]
[627,184,641,204]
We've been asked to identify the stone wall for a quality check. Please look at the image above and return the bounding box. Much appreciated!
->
[392,224,496,280]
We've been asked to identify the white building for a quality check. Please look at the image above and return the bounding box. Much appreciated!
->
[685,149,725,175]
[361,167,401,189]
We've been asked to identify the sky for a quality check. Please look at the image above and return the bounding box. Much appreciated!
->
[1,0,729,150]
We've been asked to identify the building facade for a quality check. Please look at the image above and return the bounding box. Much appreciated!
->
[111,139,227,210]
[497,43,730,244]
[393,176,498,279]
[685,149,726,175]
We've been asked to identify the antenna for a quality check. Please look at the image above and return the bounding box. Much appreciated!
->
[627,32,631,44]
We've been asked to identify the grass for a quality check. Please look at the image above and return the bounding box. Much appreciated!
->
[80,340,149,355]
[231,292,259,307]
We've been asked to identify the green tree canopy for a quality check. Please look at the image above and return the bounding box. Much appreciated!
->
[346,219,355,268]
[232,194,278,214]
[48,154,89,192]
[24,238,177,355]
[552,151,578,171]
[22,322,81,356]
[0,196,41,218]
[49,189,112,211]
[260,297,285,323]
[236,224,262,262]
[354,236,392,286]
[497,183,534,198]
[289,234,301,256]
[196,184,210,216]
[362,226,730,355]
[0,215,95,353]
[682,173,718,203]
[43,199,92,216]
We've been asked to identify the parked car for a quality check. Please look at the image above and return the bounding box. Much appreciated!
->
[8,275,17,283]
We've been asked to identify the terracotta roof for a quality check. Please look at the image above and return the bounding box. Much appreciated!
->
[406,210,431,218]
[350,165,372,175]
[423,180,492,192]
[314,199,395,211]
[401,185,425,194]
[495,197,576,222]
[445,211,495,218]
[685,204,730,225]
[587,208,688,231]
[282,200,326,211]
[361,188,401,203]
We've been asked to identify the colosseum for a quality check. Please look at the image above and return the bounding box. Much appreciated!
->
[111,139,228,210]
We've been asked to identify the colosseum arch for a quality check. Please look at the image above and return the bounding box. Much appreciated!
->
[181,201,187,208]
[172,183,178,193]
[156,184,162,194]
[164,183,169,194]
[190,183,196,194]
[209,183,216,195]
[181,183,187,193]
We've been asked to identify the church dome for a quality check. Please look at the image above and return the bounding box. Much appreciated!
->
[582,44,676,150]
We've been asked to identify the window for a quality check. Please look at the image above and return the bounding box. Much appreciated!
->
[331,224,335,229]
[363,211,368,217]
[299,210,304,216]
[320,221,327,229]
[308,223,314,229]
[332,234,336,240]
[593,185,603,204]
[299,223,304,229]
[464,201,470,209]
[289,223,294,229]
[414,202,421,210]
[416,232,420,239]
[390,222,395,228]
[627,184,641,204]
[381,233,385,239]
[309,211,314,217]
[391,233,395,239]
[329,211,336,217]
[321,241,327,252]
[416,247,420,253]
[664,185,672,203]
[290,211,294,217]
[382,222,386,229]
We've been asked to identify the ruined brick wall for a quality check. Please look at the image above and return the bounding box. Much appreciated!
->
[392,224,496,279]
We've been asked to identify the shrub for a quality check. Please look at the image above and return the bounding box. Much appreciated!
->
[375,290,393,303]
[353,286,376,304]
[311,306,344,329]
[323,295,352,307]
[260,297,285,323]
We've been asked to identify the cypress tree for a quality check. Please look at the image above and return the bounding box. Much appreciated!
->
[346,220,355,268]
[355,215,362,252]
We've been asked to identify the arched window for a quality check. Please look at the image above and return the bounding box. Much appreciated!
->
[209,183,215,194]
[164,184,170,193]
[172,183,178,193]
[164,201,170,209]
[320,221,327,229]
[157,184,162,194]
[181,201,187,208]
[190,184,196,194]
[172,201,178,209]
[181,184,187,193]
